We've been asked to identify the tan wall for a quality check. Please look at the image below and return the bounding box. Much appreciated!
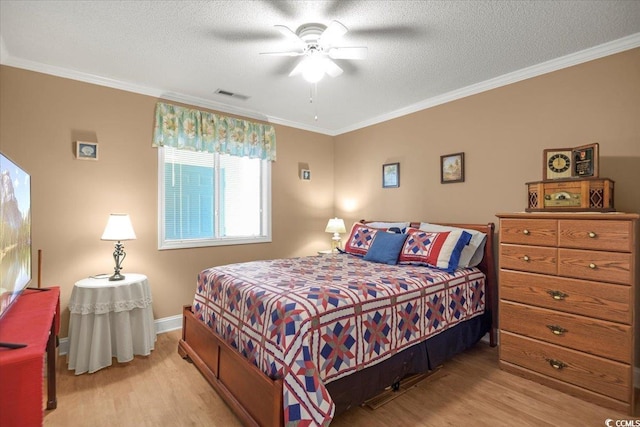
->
[1,48,639,339]
[332,47,640,370]
[0,66,335,335]
[333,48,640,227]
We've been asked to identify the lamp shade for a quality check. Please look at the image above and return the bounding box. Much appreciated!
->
[101,213,137,241]
[325,218,346,234]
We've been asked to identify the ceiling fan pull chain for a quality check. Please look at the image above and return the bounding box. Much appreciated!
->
[309,84,319,121]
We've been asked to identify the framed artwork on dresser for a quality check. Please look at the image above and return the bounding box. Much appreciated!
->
[572,143,599,178]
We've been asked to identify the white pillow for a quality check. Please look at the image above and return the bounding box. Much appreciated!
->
[419,222,487,268]
[364,222,410,232]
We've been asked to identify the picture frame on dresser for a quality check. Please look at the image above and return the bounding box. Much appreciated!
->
[571,143,599,178]
[541,143,599,180]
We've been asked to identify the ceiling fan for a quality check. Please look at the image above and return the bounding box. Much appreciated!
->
[260,20,368,83]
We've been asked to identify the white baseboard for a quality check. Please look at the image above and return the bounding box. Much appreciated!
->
[57,314,183,356]
[154,314,183,334]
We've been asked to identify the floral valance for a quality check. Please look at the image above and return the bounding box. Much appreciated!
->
[152,102,276,161]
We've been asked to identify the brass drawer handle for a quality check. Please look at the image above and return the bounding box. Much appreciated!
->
[547,290,568,300]
[523,255,530,262]
[523,229,530,235]
[546,358,567,370]
[588,231,596,238]
[547,325,568,335]
[589,263,597,269]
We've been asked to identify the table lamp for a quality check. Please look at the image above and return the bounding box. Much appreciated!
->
[101,213,136,281]
[325,217,346,252]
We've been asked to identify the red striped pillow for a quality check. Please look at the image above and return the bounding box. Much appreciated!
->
[398,227,472,272]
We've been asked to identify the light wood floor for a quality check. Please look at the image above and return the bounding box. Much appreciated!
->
[44,330,639,427]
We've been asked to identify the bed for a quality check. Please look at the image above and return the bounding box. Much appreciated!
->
[178,221,497,426]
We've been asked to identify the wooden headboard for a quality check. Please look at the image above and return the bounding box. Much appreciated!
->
[360,220,497,346]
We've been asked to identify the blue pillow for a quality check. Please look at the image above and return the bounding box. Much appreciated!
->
[363,232,408,265]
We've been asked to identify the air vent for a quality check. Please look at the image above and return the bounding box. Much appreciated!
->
[214,89,250,101]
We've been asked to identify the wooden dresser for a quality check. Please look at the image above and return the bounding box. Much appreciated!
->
[496,212,638,414]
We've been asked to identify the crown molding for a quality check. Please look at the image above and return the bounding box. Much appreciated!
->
[334,32,640,136]
[0,53,335,134]
[2,33,638,137]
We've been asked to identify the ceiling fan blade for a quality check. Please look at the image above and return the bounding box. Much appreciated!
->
[260,51,304,57]
[318,20,348,46]
[288,58,307,76]
[328,46,368,60]
[274,25,306,48]
[325,59,343,78]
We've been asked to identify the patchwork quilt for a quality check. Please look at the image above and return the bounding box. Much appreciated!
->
[192,254,485,426]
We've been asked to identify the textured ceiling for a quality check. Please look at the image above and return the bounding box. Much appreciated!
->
[1,1,640,135]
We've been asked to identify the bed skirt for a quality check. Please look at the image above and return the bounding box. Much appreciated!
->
[326,311,491,415]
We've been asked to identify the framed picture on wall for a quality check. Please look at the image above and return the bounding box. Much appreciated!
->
[76,141,99,160]
[440,152,464,184]
[300,169,311,180]
[382,162,400,188]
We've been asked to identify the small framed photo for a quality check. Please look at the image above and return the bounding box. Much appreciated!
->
[441,152,464,184]
[76,141,98,160]
[571,143,599,178]
[300,169,311,180]
[382,162,400,188]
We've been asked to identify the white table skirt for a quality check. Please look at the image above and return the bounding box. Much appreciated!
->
[67,273,156,375]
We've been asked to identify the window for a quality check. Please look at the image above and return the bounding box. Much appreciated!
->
[158,146,271,249]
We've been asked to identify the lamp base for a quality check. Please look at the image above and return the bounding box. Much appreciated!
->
[109,240,126,281]
[331,234,342,251]
[108,272,125,281]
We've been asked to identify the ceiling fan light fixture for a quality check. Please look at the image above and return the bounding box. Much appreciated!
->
[303,67,325,83]
[301,55,328,83]
[263,20,359,83]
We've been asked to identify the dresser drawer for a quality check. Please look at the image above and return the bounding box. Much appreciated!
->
[499,244,557,275]
[500,219,557,246]
[558,248,632,285]
[500,301,631,363]
[500,331,631,402]
[499,270,632,324]
[559,220,633,252]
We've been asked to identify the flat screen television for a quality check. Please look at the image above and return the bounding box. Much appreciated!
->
[0,151,31,320]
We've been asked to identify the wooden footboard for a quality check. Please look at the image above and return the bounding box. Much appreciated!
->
[178,305,283,427]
